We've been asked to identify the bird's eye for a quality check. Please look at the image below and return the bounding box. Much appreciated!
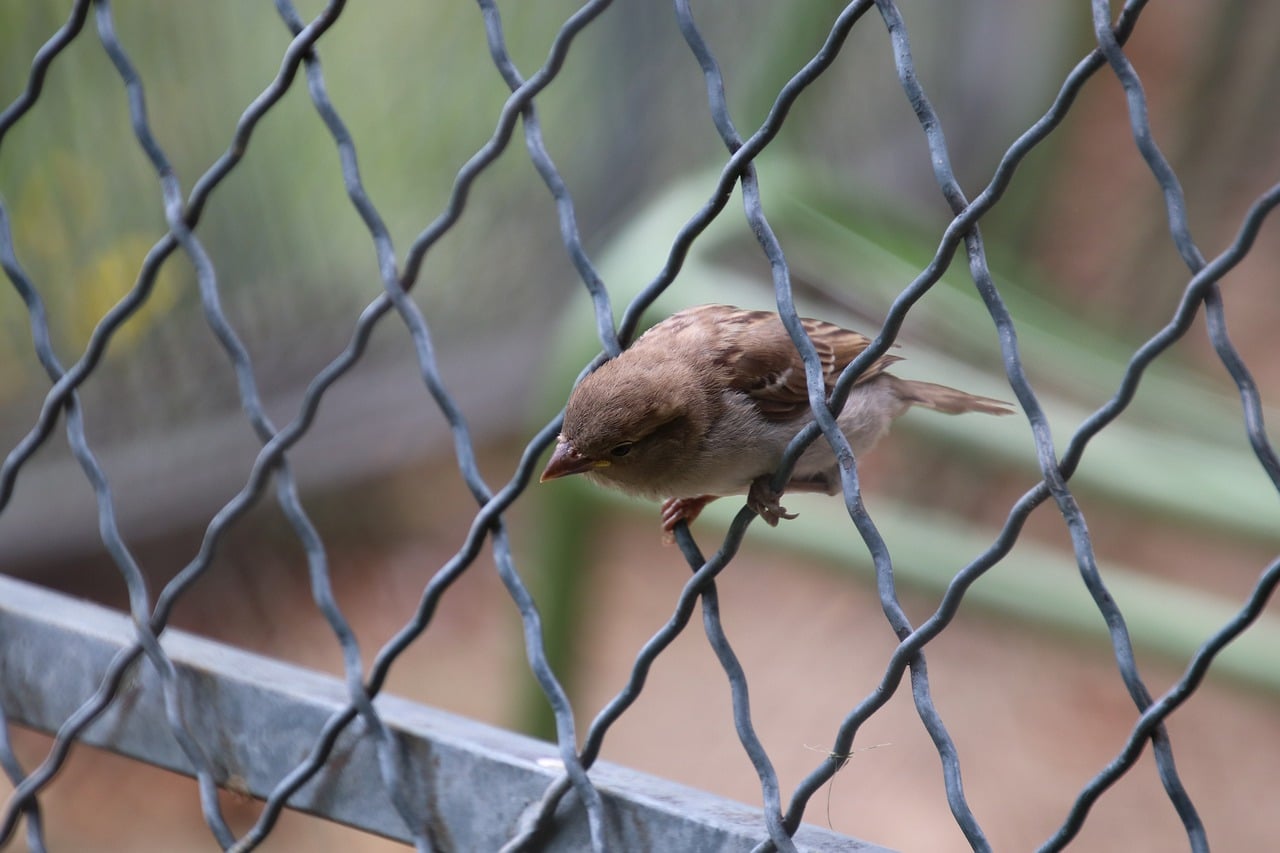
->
[610,442,634,458]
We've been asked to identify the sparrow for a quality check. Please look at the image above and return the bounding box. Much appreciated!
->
[540,304,1013,534]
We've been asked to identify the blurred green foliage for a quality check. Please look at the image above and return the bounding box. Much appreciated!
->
[3,2,1276,740]
[0,1,599,405]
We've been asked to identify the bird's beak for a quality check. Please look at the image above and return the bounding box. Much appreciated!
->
[540,439,610,482]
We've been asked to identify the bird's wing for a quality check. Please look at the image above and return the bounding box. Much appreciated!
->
[680,305,900,423]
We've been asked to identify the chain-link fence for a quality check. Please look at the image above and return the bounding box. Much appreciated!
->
[2,1,1278,851]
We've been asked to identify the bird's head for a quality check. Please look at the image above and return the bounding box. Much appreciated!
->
[540,357,706,498]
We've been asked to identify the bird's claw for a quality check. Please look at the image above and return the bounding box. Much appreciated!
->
[660,481,797,542]
[747,477,797,527]
[660,495,715,543]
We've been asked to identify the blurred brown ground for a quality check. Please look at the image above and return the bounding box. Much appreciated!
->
[2,442,1275,853]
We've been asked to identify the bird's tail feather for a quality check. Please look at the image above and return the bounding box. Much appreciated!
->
[892,377,1014,416]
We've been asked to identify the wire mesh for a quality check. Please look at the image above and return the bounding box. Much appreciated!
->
[1,1,1278,851]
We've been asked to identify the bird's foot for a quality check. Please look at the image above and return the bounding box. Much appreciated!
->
[747,477,798,527]
[660,495,716,542]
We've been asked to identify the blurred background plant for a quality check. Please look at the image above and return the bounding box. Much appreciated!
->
[1,1,1278,850]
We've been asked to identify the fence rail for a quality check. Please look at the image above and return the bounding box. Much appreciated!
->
[0,574,872,852]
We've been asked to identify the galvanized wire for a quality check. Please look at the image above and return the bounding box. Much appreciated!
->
[240,0,619,848]
[878,0,1199,847]
[907,1,1205,846]
[0,15,90,843]
[504,2,888,847]
[1,1,1279,852]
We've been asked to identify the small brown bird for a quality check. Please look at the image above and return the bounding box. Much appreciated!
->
[541,304,1012,533]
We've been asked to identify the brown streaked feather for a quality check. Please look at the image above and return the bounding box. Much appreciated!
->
[657,305,899,423]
